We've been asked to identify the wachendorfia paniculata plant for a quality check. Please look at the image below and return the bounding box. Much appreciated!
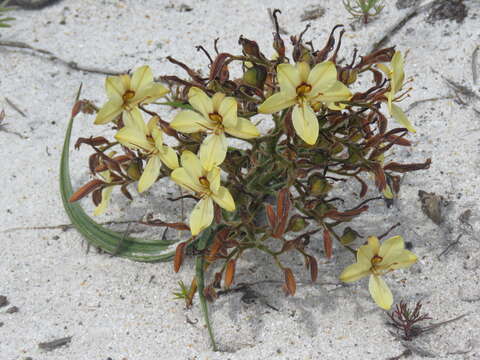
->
[62,10,431,349]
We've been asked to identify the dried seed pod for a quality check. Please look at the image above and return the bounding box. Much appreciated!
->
[239,35,262,58]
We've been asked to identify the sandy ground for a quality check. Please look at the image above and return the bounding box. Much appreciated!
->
[1,0,480,359]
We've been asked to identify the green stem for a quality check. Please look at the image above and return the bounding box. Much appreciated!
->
[196,255,217,351]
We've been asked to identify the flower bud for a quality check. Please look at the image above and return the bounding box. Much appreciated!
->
[308,176,332,196]
[331,143,344,154]
[243,65,267,88]
[340,227,360,245]
[127,160,142,180]
[340,68,358,85]
[314,202,333,216]
[287,215,308,232]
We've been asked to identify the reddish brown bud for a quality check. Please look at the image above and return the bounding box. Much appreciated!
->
[69,179,105,203]
[174,242,187,273]
[324,206,369,220]
[307,255,318,282]
[323,229,333,259]
[224,259,236,288]
[265,204,277,229]
[384,158,432,173]
[283,268,296,296]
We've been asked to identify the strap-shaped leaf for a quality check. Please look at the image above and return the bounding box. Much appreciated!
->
[60,85,178,262]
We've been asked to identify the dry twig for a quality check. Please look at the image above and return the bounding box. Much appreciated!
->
[0,40,126,76]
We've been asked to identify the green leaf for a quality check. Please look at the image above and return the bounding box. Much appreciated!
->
[60,84,179,262]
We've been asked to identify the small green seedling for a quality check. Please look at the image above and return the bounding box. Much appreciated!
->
[343,0,385,24]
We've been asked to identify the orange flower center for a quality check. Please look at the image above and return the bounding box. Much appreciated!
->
[371,255,383,265]
[209,112,223,123]
[199,176,210,188]
[296,83,312,97]
[123,90,136,102]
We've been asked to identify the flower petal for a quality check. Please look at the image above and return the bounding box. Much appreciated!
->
[292,103,319,145]
[93,186,114,216]
[315,81,352,106]
[218,96,238,128]
[379,235,404,259]
[131,65,153,92]
[133,83,169,105]
[150,120,163,149]
[368,275,393,310]
[296,61,310,83]
[205,167,219,193]
[367,236,380,254]
[158,145,179,170]
[199,133,228,170]
[257,92,296,114]
[225,117,260,139]
[376,63,391,78]
[391,51,405,94]
[339,262,371,283]
[115,126,153,151]
[171,168,203,193]
[105,75,128,101]
[94,99,123,125]
[277,63,300,96]
[211,92,226,111]
[123,108,147,135]
[308,61,338,97]
[190,197,214,236]
[188,87,213,119]
[211,186,235,212]
[390,103,416,133]
[181,150,204,181]
[357,243,375,266]
[170,110,212,133]
[388,250,418,270]
[138,156,161,193]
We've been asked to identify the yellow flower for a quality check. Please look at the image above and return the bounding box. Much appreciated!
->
[340,235,417,310]
[95,65,169,125]
[115,109,178,193]
[170,151,235,236]
[258,61,352,145]
[377,51,416,133]
[170,87,260,170]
